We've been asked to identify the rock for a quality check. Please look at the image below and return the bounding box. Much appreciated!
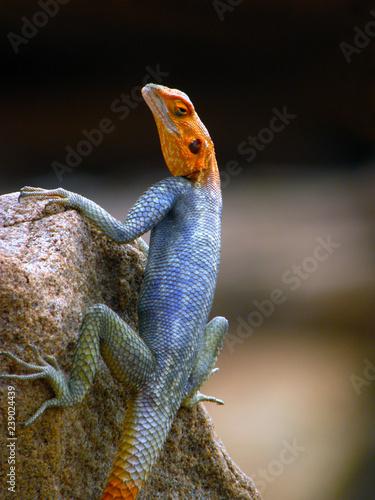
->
[0,192,261,500]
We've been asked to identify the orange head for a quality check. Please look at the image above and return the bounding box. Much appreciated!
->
[142,84,217,180]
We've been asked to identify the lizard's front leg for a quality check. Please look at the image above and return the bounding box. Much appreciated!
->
[19,186,149,251]
[20,188,150,256]
[19,180,187,251]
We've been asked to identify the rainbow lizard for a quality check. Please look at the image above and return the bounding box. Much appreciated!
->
[0,83,228,499]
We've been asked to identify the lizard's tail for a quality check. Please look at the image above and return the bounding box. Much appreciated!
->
[100,393,173,500]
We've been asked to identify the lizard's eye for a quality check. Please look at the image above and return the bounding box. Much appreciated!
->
[173,102,188,117]
[188,138,201,154]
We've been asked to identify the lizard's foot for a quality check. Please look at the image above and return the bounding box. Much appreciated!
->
[19,186,71,208]
[0,344,70,425]
[182,390,224,408]
[182,368,224,408]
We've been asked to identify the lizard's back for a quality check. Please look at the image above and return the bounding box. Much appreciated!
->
[138,177,222,364]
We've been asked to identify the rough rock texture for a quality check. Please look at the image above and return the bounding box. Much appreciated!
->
[0,192,261,500]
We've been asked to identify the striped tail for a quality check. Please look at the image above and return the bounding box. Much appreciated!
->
[100,393,173,500]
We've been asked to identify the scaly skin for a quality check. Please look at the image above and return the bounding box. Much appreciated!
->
[0,84,228,499]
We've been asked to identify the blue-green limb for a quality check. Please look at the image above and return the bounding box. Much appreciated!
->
[182,316,228,408]
[0,304,156,426]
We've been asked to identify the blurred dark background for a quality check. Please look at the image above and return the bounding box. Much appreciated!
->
[1,1,375,499]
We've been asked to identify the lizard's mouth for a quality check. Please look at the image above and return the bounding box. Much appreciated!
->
[142,84,181,138]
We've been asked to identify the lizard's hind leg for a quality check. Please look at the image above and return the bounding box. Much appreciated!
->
[0,304,156,425]
[182,316,228,408]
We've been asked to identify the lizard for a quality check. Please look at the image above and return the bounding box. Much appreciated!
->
[0,83,228,500]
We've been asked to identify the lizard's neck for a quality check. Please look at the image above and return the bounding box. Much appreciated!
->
[185,155,221,194]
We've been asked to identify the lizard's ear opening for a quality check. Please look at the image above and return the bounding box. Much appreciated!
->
[159,131,207,177]
[188,138,202,154]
